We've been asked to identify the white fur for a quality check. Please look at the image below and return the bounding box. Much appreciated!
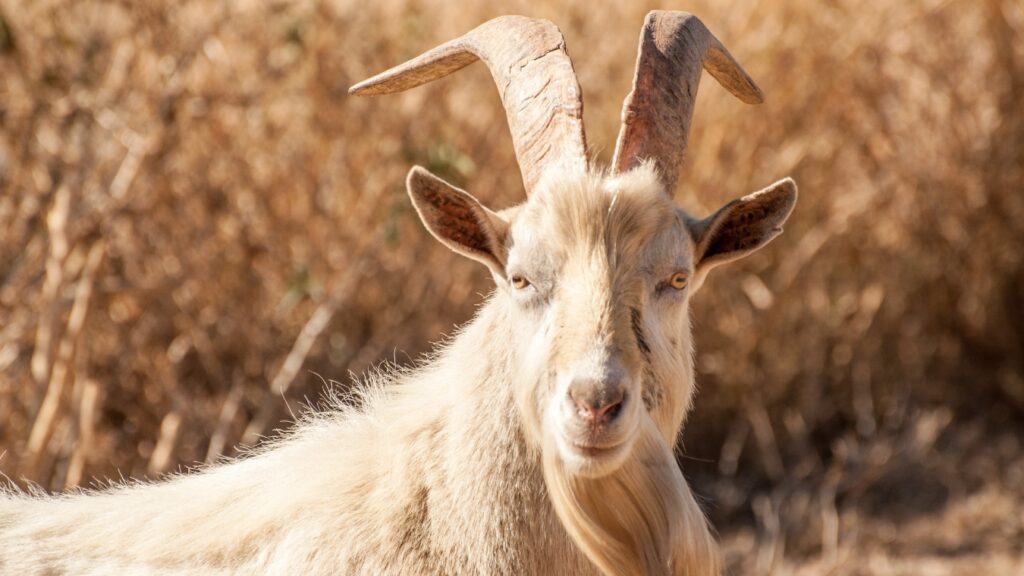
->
[0,167,725,575]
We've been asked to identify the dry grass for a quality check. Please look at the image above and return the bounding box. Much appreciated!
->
[1,0,1022,573]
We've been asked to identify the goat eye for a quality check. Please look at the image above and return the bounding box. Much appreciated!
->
[669,272,688,290]
[510,274,531,290]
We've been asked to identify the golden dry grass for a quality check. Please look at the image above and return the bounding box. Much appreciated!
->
[1,0,1022,573]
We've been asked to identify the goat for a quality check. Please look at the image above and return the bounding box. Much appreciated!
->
[0,12,796,576]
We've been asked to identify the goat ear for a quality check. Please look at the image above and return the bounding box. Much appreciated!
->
[407,166,509,277]
[692,178,797,272]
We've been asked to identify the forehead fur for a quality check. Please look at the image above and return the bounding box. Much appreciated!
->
[514,164,684,265]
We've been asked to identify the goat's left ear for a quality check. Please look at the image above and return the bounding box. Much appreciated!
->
[692,178,797,272]
[406,166,509,277]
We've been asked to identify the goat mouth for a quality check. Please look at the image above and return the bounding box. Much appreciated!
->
[570,441,623,458]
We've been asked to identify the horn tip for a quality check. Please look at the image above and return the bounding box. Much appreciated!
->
[349,70,400,96]
[348,78,376,96]
[746,84,766,105]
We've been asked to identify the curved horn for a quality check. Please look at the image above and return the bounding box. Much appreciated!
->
[350,16,588,195]
[612,11,763,193]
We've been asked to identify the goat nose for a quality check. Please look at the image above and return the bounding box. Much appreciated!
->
[569,381,625,425]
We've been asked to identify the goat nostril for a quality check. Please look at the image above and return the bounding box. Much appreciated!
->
[600,397,623,421]
[569,385,626,424]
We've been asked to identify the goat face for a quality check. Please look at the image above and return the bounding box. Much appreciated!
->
[507,167,692,479]
[406,164,796,479]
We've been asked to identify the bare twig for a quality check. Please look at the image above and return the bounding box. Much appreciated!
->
[205,381,244,463]
[65,378,100,488]
[148,411,183,477]
[29,185,70,389]
[24,240,105,480]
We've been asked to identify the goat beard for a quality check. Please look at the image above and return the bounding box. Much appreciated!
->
[541,415,721,576]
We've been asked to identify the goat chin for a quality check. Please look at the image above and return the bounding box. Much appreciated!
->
[542,416,720,576]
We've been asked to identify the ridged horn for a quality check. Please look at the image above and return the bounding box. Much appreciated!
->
[350,16,589,195]
[613,11,764,193]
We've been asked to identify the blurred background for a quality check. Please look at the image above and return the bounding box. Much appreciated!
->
[1,0,1022,573]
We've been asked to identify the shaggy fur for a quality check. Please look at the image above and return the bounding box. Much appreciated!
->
[0,165,794,575]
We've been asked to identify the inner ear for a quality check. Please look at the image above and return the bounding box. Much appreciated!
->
[406,166,509,277]
[693,178,797,271]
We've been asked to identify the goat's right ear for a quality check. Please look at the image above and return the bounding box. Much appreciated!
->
[407,166,509,277]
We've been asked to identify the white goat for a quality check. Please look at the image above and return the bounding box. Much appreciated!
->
[0,12,797,576]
